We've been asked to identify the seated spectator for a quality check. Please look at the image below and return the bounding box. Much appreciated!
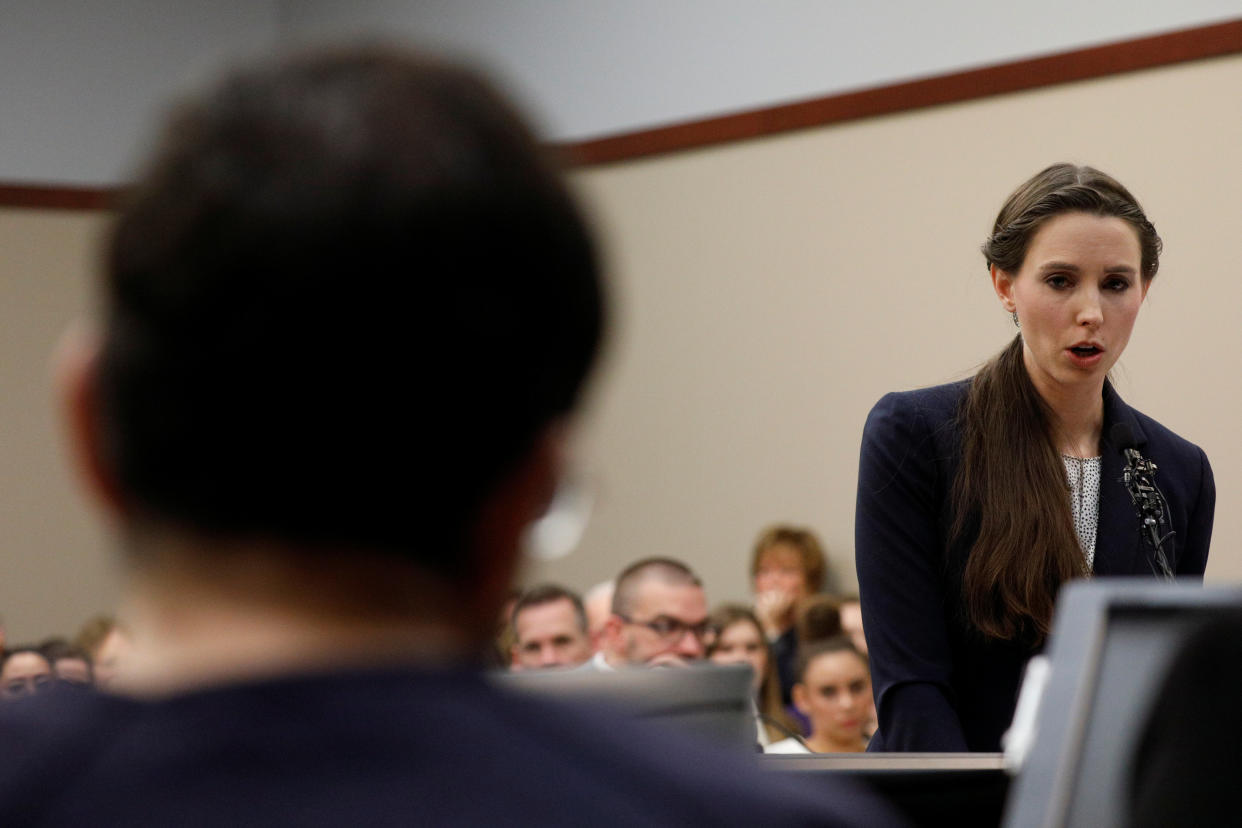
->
[707,604,802,747]
[0,47,898,826]
[782,593,845,735]
[484,588,523,668]
[837,594,868,654]
[750,525,831,703]
[766,638,872,754]
[582,579,614,651]
[0,647,53,700]
[595,558,710,669]
[38,639,94,687]
[796,594,843,644]
[805,596,875,738]
[89,624,131,689]
[72,614,131,686]
[73,615,114,657]
[509,583,592,670]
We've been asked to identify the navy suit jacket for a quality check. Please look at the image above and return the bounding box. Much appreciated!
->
[855,379,1215,752]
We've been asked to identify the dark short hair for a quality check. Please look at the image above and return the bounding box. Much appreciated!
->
[511,583,587,635]
[98,46,604,576]
[794,594,843,644]
[38,638,91,665]
[795,635,867,683]
[1,647,52,673]
[611,558,702,617]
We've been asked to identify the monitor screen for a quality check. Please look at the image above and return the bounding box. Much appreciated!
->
[1003,579,1242,828]
[493,662,757,752]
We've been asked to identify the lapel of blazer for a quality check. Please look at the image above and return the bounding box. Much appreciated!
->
[1094,382,1147,576]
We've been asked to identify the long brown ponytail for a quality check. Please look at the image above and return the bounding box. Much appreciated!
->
[954,163,1162,642]
[953,336,1088,641]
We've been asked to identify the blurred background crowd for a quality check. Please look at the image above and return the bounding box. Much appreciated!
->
[490,523,873,754]
[1,522,871,755]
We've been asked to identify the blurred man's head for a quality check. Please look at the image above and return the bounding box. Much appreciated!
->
[61,47,605,648]
[602,558,709,668]
[509,584,591,670]
[582,579,614,651]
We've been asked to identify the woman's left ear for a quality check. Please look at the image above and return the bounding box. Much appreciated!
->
[990,264,1017,313]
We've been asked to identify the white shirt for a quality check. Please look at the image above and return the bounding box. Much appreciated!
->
[764,737,811,754]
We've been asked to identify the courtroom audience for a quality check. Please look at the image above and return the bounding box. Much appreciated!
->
[0,647,54,700]
[750,524,833,703]
[837,594,868,654]
[38,639,94,687]
[88,623,131,689]
[766,638,872,754]
[509,583,592,670]
[485,588,523,668]
[582,579,614,651]
[707,604,802,746]
[72,615,117,662]
[595,557,710,669]
[796,593,844,644]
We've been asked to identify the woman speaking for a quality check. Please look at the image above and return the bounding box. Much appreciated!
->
[855,164,1215,752]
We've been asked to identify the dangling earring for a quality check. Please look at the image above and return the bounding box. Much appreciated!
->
[1011,310,1020,328]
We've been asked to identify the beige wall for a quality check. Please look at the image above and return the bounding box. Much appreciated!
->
[3,54,1241,639]
[0,208,119,642]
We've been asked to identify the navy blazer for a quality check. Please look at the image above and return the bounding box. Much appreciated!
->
[855,379,1215,752]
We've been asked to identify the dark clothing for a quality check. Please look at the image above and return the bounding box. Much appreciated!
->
[1131,611,1242,828]
[0,666,902,827]
[771,626,798,707]
[855,380,1214,752]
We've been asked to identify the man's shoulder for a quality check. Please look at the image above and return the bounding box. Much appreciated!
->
[0,669,902,827]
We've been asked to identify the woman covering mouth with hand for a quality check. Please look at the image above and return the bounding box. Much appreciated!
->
[855,163,1215,753]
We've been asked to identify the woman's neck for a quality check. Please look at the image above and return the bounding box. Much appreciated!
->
[1023,352,1105,457]
[109,530,479,697]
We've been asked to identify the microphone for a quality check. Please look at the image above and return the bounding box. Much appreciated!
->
[1111,423,1175,580]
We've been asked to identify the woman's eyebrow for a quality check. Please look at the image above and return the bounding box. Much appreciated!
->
[1035,261,1137,275]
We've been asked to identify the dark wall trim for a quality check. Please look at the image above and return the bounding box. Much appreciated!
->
[0,184,114,211]
[560,17,1242,166]
[3,17,1241,205]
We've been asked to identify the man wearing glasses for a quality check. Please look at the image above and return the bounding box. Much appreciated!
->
[594,558,711,669]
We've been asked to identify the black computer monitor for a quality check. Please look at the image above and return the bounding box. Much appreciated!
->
[1003,579,1242,828]
[494,662,757,751]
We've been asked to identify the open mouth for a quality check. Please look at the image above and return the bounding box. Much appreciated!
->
[1069,345,1102,357]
